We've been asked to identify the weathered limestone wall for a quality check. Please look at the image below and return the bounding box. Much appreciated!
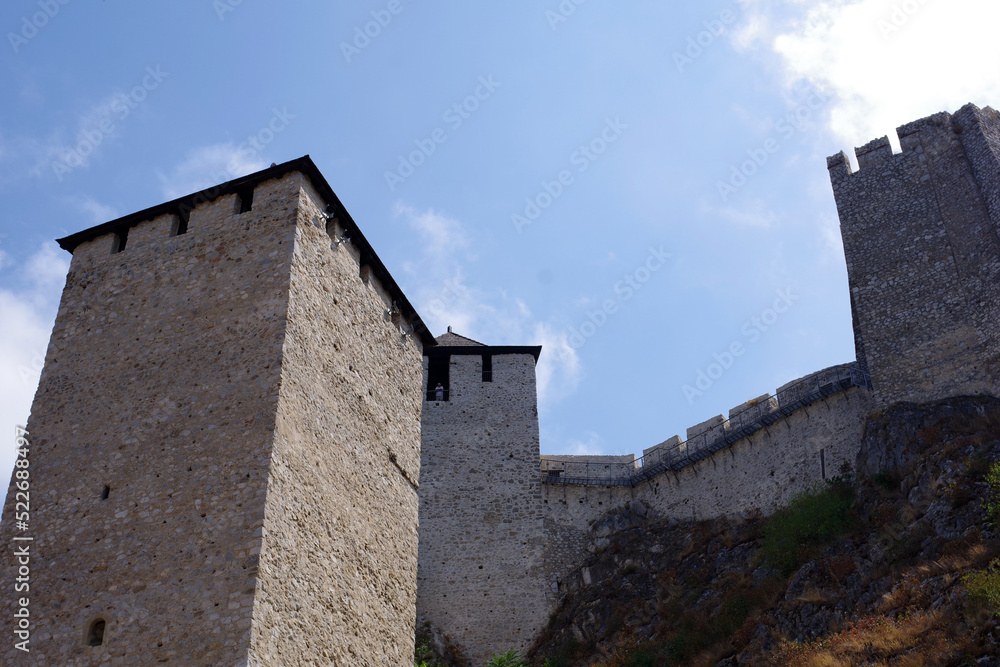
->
[418,353,551,666]
[0,167,425,666]
[638,386,873,519]
[247,178,424,665]
[829,104,1000,405]
[541,385,875,593]
[0,176,298,665]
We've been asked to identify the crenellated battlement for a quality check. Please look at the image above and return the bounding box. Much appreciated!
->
[829,103,1000,405]
[540,363,868,487]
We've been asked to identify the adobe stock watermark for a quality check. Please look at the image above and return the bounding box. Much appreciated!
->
[214,0,245,21]
[878,0,931,40]
[672,0,749,74]
[166,107,295,223]
[51,66,170,182]
[8,0,71,54]
[567,245,672,350]
[340,0,414,63]
[424,277,466,321]
[716,84,830,202]
[384,75,501,192]
[11,426,32,653]
[203,108,296,187]
[17,348,47,389]
[545,0,587,31]
[511,117,628,234]
[682,288,799,403]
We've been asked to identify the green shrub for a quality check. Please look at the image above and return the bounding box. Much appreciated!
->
[414,638,439,667]
[983,461,1000,530]
[963,558,1000,612]
[761,473,856,575]
[486,649,527,667]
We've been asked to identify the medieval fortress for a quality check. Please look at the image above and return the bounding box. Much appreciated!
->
[1,102,999,665]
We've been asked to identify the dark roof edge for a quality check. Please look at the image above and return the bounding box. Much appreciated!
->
[426,345,543,363]
[55,155,437,348]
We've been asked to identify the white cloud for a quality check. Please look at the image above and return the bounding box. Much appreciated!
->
[0,242,69,515]
[734,0,1000,148]
[565,431,603,456]
[816,211,844,263]
[532,323,582,407]
[718,199,778,229]
[158,144,267,200]
[395,204,468,258]
[25,242,71,292]
[396,205,582,408]
[73,196,118,224]
[19,92,130,178]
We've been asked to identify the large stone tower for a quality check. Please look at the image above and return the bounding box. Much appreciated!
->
[417,330,552,665]
[0,158,433,665]
[829,103,1000,405]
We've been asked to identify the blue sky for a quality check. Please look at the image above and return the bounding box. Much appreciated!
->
[2,0,1000,484]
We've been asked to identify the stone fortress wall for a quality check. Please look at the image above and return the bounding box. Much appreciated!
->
[829,103,1000,406]
[0,159,430,666]
[418,349,552,667]
[420,351,874,663]
[6,103,1000,665]
[418,104,1000,661]
[537,366,875,597]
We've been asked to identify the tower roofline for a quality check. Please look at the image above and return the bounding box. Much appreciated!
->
[425,345,542,364]
[55,155,437,348]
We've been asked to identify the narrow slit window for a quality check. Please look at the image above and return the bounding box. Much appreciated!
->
[111,229,128,254]
[100,485,110,500]
[482,355,493,383]
[87,619,105,646]
[427,355,450,402]
[236,187,254,214]
[171,210,189,237]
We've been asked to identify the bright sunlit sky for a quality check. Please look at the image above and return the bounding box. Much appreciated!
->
[2,1,1000,485]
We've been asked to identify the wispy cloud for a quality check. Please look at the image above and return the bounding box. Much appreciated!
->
[565,431,603,456]
[72,196,118,224]
[0,241,70,509]
[718,199,778,229]
[396,204,581,408]
[732,0,1000,147]
[157,143,267,200]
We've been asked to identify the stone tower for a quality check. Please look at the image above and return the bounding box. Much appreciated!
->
[829,103,1000,405]
[417,330,552,665]
[0,158,433,665]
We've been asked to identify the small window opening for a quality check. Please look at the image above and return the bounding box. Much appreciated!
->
[111,229,128,254]
[171,208,190,237]
[427,355,450,402]
[820,448,827,480]
[100,485,110,500]
[482,355,493,383]
[236,187,254,214]
[87,619,105,646]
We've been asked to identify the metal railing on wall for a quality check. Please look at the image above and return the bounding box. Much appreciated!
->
[540,365,872,488]
[426,388,450,402]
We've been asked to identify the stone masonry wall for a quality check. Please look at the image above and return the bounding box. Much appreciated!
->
[0,176,299,665]
[418,353,551,666]
[829,104,1000,405]
[541,385,875,596]
[0,169,425,666]
[247,178,424,665]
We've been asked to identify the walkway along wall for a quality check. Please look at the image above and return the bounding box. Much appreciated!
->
[540,367,875,594]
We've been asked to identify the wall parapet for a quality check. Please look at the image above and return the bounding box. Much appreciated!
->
[540,363,870,487]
